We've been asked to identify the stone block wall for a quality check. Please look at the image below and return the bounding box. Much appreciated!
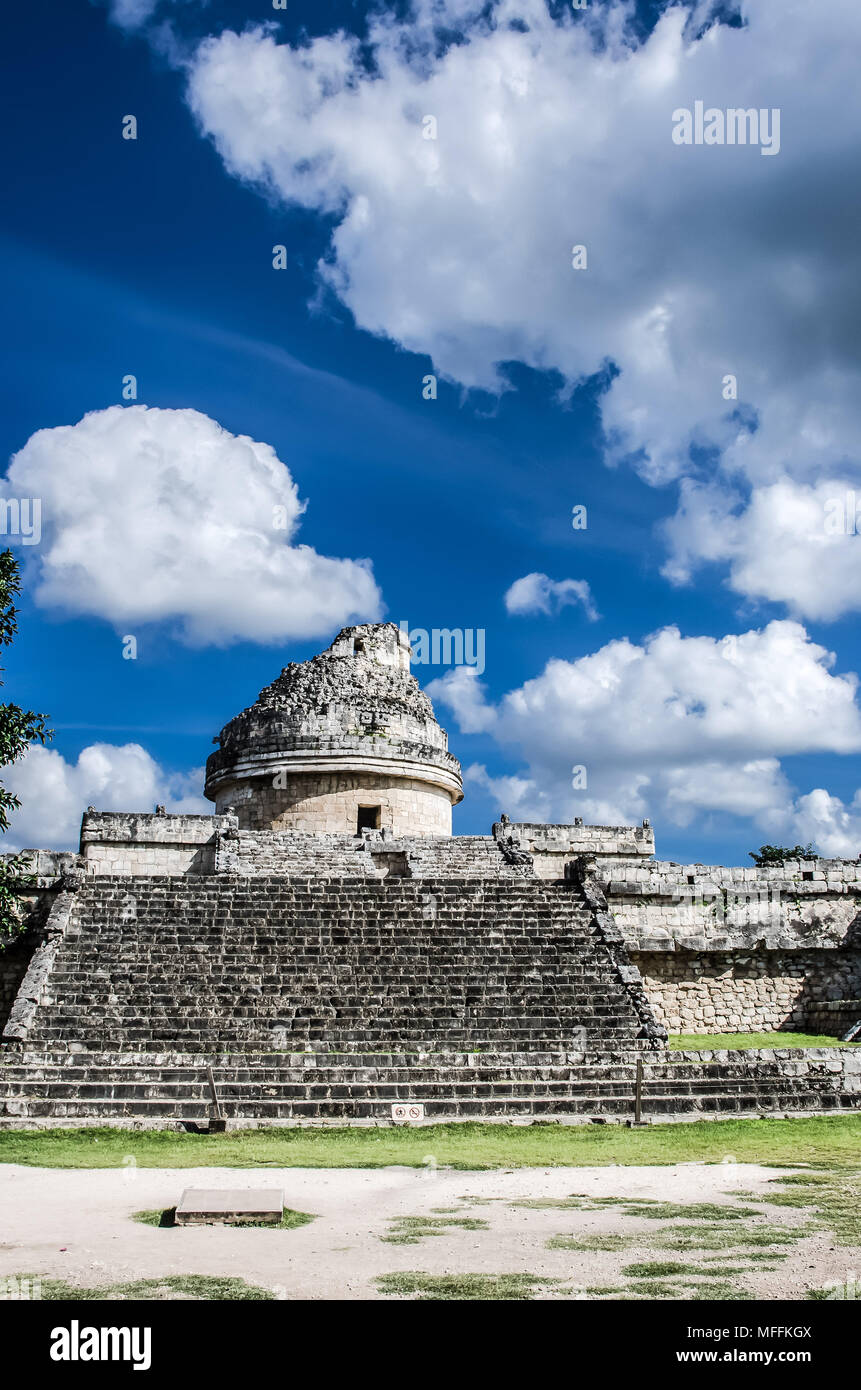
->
[669,1045,861,1094]
[0,933,39,1037]
[4,818,859,1041]
[631,948,861,1034]
[607,858,861,947]
[403,835,531,877]
[611,855,861,1034]
[216,830,379,876]
[220,772,453,837]
[0,850,79,1034]
[79,812,229,875]
[805,999,861,1035]
[215,830,528,877]
[504,821,655,879]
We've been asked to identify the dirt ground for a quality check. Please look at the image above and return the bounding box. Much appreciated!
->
[0,1162,855,1300]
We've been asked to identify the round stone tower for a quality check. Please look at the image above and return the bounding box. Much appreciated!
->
[204,623,463,836]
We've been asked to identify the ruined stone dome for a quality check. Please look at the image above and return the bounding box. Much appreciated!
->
[204,623,463,836]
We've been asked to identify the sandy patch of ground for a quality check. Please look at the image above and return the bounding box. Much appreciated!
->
[0,1163,854,1300]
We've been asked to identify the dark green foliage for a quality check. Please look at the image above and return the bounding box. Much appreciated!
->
[0,551,51,949]
[0,851,37,948]
[748,844,818,865]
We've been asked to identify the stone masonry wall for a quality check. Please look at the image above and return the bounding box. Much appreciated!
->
[0,933,39,1037]
[670,1045,861,1096]
[220,773,453,836]
[0,855,68,1036]
[79,812,230,875]
[607,858,861,947]
[6,817,860,1038]
[215,830,529,877]
[504,821,655,879]
[632,949,861,1034]
[613,855,861,1034]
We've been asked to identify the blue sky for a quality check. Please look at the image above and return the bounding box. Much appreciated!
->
[2,0,861,862]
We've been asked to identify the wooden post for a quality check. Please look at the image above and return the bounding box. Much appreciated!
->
[206,1065,224,1123]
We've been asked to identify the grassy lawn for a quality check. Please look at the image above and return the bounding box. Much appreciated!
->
[6,1274,275,1300]
[0,1114,859,1170]
[669,1032,855,1050]
[375,1272,564,1300]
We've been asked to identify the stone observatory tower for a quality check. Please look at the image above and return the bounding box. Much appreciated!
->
[204,622,463,836]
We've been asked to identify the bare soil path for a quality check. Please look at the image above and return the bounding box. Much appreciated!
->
[0,1162,854,1300]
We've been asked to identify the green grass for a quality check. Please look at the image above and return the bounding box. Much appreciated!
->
[1,1114,859,1170]
[686,1283,751,1301]
[653,1223,809,1252]
[514,1196,763,1220]
[619,1277,750,1300]
[603,1261,758,1302]
[380,1214,489,1245]
[669,1032,855,1050]
[600,1201,762,1221]
[622,1261,692,1278]
[622,1279,684,1299]
[547,1232,636,1251]
[8,1273,274,1300]
[761,1171,860,1245]
[132,1208,176,1228]
[714,1250,786,1263]
[511,1196,590,1209]
[807,1283,860,1301]
[375,1271,562,1301]
[131,1206,315,1230]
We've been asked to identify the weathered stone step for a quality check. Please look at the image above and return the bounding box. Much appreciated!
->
[0,1074,853,1101]
[41,995,631,1012]
[0,1048,651,1066]
[1,1089,856,1126]
[32,1028,637,1046]
[4,866,660,1089]
[49,969,619,985]
[1,1059,846,1083]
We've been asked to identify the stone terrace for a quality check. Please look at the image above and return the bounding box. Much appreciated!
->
[1,861,858,1128]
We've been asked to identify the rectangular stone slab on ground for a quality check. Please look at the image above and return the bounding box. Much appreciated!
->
[175,1188,284,1226]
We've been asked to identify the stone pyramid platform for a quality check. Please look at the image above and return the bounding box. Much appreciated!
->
[1,868,858,1128]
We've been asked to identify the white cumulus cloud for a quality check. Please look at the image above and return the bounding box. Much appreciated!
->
[788,788,861,860]
[181,0,861,621]
[662,477,861,622]
[5,405,382,645]
[427,666,497,733]
[432,619,861,855]
[2,743,208,852]
[504,572,598,619]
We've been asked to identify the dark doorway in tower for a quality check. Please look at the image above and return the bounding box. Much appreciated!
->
[357,805,381,832]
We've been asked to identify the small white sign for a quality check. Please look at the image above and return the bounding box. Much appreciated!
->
[392,1103,425,1123]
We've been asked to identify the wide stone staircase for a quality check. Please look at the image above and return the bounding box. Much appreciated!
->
[1,1047,859,1128]
[0,874,858,1127]
[5,876,654,1054]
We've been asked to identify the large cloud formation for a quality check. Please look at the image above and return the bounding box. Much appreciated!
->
[429,620,861,855]
[183,0,861,619]
[5,406,382,645]
[3,743,208,852]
